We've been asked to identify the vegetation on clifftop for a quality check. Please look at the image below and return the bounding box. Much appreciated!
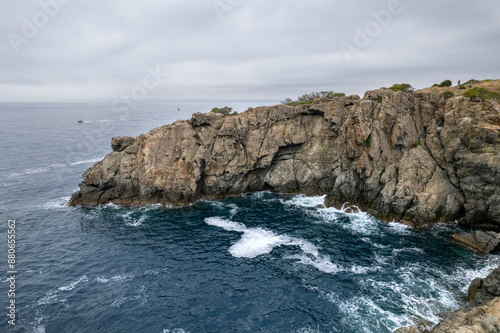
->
[211,106,238,115]
[281,91,345,106]
[463,87,500,101]
[388,83,414,92]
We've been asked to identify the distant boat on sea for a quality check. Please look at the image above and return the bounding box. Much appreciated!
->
[177,105,180,111]
[77,120,84,123]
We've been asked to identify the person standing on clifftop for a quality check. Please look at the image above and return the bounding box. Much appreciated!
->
[458,79,461,86]
[470,81,473,88]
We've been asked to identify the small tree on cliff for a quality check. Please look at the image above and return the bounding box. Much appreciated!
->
[211,106,233,115]
[439,80,452,87]
[389,83,414,93]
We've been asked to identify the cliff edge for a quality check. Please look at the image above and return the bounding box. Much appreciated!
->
[68,81,500,228]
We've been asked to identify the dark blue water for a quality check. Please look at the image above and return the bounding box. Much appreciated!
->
[1,102,499,333]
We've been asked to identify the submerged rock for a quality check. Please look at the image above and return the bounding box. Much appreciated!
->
[69,87,500,228]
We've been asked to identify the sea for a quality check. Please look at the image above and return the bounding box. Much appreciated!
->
[1,101,499,333]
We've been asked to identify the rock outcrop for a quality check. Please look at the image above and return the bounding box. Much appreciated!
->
[69,86,500,228]
[453,231,500,254]
[468,266,500,307]
[428,297,500,333]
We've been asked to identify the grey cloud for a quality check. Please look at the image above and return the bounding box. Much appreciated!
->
[1,0,499,102]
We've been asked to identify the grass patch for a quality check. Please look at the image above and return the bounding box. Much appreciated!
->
[377,95,383,103]
[412,140,422,148]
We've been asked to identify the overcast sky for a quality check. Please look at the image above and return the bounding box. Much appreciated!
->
[1,0,499,102]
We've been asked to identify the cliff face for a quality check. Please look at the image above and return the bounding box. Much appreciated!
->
[68,88,500,228]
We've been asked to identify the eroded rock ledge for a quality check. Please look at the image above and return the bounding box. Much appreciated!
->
[68,88,500,228]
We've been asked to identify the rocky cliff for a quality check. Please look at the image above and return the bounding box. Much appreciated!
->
[68,84,500,228]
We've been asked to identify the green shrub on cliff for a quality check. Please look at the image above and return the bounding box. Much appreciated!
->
[389,83,414,93]
[443,91,454,100]
[289,100,313,106]
[211,106,233,115]
[463,88,500,101]
[281,91,345,105]
[365,134,372,148]
[463,79,480,86]
[439,80,452,87]
[412,140,422,148]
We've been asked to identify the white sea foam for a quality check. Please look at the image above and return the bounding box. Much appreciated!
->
[295,327,321,333]
[361,237,389,249]
[34,325,46,333]
[96,275,131,283]
[162,329,188,333]
[322,251,500,331]
[286,254,342,274]
[228,203,239,218]
[284,195,326,208]
[111,285,148,308]
[37,292,58,306]
[58,275,88,291]
[284,194,382,235]
[9,167,49,178]
[5,162,69,179]
[387,221,413,234]
[70,157,103,166]
[125,215,146,227]
[334,294,409,332]
[205,216,354,274]
[248,190,273,199]
[374,252,390,265]
[126,220,143,227]
[205,217,310,258]
[41,196,71,210]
